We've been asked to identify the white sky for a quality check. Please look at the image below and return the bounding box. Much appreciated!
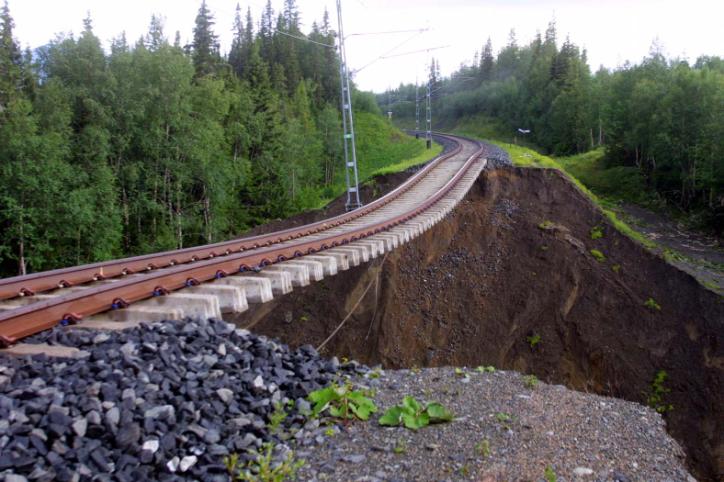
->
[8,0,724,92]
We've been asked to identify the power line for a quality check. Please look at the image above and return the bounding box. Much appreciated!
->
[381,45,449,60]
[275,29,335,48]
[351,29,426,74]
[346,27,429,38]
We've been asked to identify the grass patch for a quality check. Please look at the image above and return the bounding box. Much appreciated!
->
[308,114,441,209]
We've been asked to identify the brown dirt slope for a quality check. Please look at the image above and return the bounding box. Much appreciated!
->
[234,167,723,481]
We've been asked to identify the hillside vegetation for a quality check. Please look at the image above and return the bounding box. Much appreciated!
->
[382,21,723,233]
[0,1,431,277]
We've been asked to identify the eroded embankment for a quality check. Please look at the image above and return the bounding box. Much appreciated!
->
[234,167,723,481]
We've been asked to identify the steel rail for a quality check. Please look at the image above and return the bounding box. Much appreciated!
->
[0,136,484,346]
[0,135,464,301]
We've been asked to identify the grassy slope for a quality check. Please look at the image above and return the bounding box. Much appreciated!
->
[307,113,442,209]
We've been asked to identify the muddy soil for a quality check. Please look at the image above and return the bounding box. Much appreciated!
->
[234,167,723,481]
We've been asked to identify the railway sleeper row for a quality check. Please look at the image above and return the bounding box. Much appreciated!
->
[1,155,485,357]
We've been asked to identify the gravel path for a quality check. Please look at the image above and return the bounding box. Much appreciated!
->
[297,367,694,482]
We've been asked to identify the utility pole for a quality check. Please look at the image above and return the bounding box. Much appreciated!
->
[337,0,362,211]
[415,79,420,139]
[425,72,432,149]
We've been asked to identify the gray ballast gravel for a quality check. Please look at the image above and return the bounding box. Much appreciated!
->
[0,319,361,481]
[297,367,694,482]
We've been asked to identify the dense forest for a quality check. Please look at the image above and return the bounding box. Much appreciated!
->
[0,0,424,277]
[383,23,723,232]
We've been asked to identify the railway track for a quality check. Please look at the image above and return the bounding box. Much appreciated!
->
[0,133,490,350]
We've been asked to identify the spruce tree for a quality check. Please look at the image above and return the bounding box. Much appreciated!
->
[480,38,495,81]
[192,0,220,77]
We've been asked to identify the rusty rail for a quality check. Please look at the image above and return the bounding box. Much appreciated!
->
[0,135,464,301]
[0,135,484,346]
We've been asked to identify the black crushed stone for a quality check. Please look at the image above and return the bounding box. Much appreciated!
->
[0,318,366,481]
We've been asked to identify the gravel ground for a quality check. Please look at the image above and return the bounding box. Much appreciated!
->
[0,321,694,482]
[0,319,363,481]
[296,367,694,482]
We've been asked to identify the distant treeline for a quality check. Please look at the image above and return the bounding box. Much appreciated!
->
[0,1,401,277]
[384,23,723,231]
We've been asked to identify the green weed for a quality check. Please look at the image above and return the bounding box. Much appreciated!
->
[590,249,606,262]
[644,297,661,311]
[590,225,604,239]
[495,412,513,430]
[538,220,555,230]
[523,374,539,389]
[379,396,454,430]
[544,465,557,482]
[225,443,304,482]
[526,334,541,349]
[308,382,377,421]
[647,370,674,414]
[475,439,491,457]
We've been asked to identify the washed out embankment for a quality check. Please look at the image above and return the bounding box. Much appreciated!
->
[235,166,724,481]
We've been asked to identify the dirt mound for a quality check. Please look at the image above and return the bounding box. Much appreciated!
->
[234,167,723,481]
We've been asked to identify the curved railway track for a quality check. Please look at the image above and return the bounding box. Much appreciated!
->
[0,133,491,348]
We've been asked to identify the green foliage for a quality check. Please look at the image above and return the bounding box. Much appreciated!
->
[393,438,407,454]
[475,439,491,457]
[644,297,661,311]
[523,374,539,389]
[0,2,437,277]
[308,382,377,421]
[647,370,674,414]
[544,465,557,482]
[225,443,304,482]
[526,334,541,349]
[267,401,291,434]
[612,264,621,273]
[475,365,496,373]
[590,225,604,240]
[379,396,454,430]
[590,249,606,262]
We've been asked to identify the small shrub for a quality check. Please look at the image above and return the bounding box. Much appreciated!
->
[379,396,454,430]
[526,333,541,349]
[647,370,674,413]
[523,374,539,389]
[590,225,604,239]
[644,297,661,311]
[308,382,377,421]
[544,465,557,482]
[475,365,496,373]
[590,249,606,262]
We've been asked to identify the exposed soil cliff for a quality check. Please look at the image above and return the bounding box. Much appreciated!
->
[234,167,723,480]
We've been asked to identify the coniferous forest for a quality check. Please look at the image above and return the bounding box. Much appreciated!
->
[384,23,723,233]
[0,1,425,277]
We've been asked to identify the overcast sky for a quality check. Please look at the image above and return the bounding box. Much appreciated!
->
[7,0,724,92]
